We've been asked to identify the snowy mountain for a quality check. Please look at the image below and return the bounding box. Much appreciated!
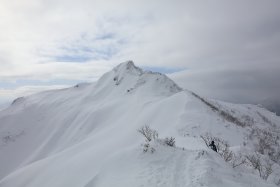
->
[0,61,279,187]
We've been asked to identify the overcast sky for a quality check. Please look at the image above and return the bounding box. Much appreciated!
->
[0,0,280,112]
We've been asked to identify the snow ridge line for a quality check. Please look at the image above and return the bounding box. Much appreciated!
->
[190,92,247,127]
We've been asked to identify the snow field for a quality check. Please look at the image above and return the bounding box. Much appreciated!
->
[0,61,279,187]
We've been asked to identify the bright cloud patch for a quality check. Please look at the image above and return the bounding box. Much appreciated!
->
[0,0,280,111]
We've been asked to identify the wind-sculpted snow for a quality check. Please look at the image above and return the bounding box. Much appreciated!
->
[0,61,279,187]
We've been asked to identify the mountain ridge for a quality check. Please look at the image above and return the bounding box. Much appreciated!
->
[0,61,279,187]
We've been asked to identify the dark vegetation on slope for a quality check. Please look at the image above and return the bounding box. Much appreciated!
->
[201,132,279,182]
[191,92,246,127]
[191,91,280,161]
[191,91,280,184]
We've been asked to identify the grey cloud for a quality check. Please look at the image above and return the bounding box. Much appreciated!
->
[170,65,280,112]
[0,0,280,114]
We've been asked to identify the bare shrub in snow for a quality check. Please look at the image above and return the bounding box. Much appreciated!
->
[138,125,158,153]
[201,133,233,162]
[246,153,261,170]
[142,143,150,153]
[249,127,280,164]
[255,130,274,155]
[138,126,176,152]
[138,125,158,142]
[271,149,280,164]
[241,115,255,126]
[142,143,155,153]
[231,153,246,168]
[141,142,155,153]
[261,159,273,180]
[164,137,176,147]
[219,142,233,162]
[246,153,273,180]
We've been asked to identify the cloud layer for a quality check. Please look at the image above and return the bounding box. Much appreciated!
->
[0,0,280,111]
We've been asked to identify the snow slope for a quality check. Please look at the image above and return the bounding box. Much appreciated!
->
[0,61,279,187]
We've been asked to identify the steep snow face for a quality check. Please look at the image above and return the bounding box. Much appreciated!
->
[0,61,279,187]
[92,61,182,99]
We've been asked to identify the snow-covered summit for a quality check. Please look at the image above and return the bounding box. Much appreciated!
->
[93,61,182,98]
[113,60,143,76]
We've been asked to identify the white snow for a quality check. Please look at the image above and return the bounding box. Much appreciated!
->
[0,61,279,187]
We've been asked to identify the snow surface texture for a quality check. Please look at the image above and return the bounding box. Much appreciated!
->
[0,61,279,187]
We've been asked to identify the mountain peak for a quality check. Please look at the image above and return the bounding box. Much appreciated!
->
[94,61,182,97]
[113,60,143,76]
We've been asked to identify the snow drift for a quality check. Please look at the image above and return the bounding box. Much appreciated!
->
[0,61,279,187]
